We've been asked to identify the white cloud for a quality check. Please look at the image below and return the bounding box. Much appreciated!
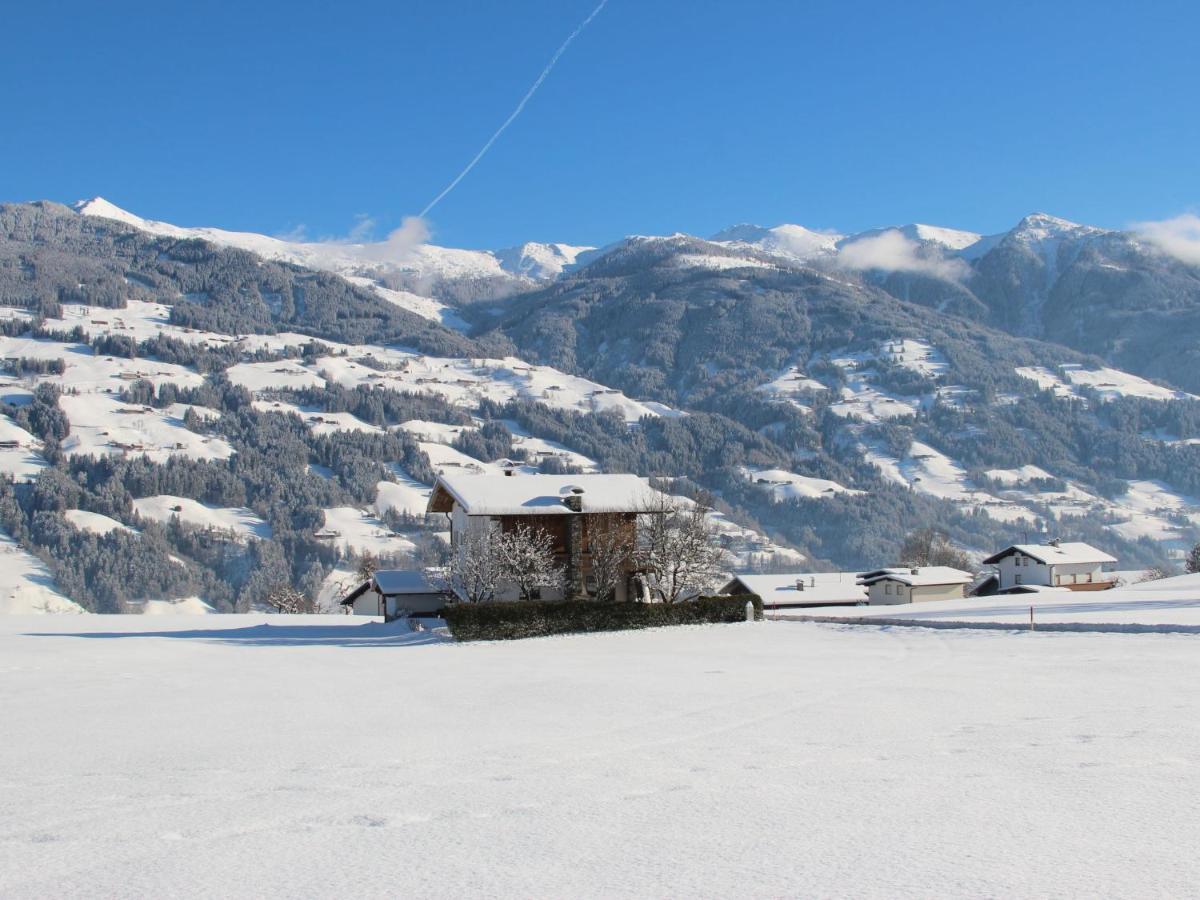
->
[274,224,309,242]
[358,216,431,263]
[836,230,970,281]
[291,213,430,265]
[344,214,377,243]
[1132,213,1200,266]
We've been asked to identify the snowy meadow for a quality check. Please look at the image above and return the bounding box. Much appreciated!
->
[3,616,1199,898]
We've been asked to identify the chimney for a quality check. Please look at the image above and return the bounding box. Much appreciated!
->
[562,485,585,513]
[810,576,816,588]
[911,568,919,575]
[1050,537,1061,547]
[796,580,805,591]
[503,468,514,477]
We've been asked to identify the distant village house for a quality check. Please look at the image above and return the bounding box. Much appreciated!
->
[721,573,867,609]
[981,541,1117,592]
[857,566,974,605]
[341,570,447,620]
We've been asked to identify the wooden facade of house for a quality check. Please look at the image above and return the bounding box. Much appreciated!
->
[427,474,653,603]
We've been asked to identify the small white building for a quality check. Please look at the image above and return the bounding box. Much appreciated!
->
[341,570,447,620]
[721,573,867,609]
[857,566,974,605]
[982,542,1117,592]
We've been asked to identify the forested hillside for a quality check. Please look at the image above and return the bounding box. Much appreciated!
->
[1,200,1198,613]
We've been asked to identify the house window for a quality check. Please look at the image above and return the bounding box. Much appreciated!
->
[885,583,892,595]
[1015,574,1023,585]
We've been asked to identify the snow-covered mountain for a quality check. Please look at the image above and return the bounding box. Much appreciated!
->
[74,197,1200,395]
[711,223,844,262]
[75,198,593,317]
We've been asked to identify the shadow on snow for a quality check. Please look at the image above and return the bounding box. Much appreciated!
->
[25,620,449,648]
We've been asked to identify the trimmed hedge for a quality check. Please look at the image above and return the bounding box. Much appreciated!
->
[441,594,763,641]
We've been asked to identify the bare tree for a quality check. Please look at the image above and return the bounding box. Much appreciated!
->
[1137,565,1175,583]
[266,583,315,614]
[898,527,973,571]
[355,551,380,583]
[587,513,635,602]
[434,526,507,604]
[500,523,564,601]
[635,495,727,603]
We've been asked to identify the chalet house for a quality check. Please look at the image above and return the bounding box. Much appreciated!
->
[426,472,660,603]
[721,573,867,609]
[341,570,447,620]
[982,541,1117,592]
[857,566,974,605]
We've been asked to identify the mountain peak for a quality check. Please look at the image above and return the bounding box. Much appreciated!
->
[711,222,842,261]
[846,223,983,251]
[74,196,146,228]
[1012,212,1102,239]
[493,241,594,279]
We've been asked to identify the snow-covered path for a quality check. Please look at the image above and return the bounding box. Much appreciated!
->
[3,616,1199,897]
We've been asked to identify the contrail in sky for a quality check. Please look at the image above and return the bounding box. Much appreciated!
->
[419,0,610,217]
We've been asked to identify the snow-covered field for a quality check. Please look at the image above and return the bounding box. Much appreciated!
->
[1016,363,1197,403]
[3,616,1199,897]
[132,496,272,541]
[0,533,83,614]
[794,572,1200,630]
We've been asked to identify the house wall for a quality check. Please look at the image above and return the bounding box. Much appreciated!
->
[995,553,1051,589]
[384,592,446,618]
[868,580,965,605]
[1049,562,1105,587]
[868,580,911,605]
[996,553,1105,590]
[452,508,637,603]
[348,589,383,617]
[910,583,966,603]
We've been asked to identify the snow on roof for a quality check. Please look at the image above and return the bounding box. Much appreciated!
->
[726,573,866,606]
[1002,584,1071,594]
[373,570,442,595]
[859,566,975,587]
[983,542,1117,566]
[428,473,660,516]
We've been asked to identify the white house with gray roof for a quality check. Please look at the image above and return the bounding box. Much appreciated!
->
[857,566,974,605]
[982,541,1117,592]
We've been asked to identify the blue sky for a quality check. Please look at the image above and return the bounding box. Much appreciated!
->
[4,0,1199,248]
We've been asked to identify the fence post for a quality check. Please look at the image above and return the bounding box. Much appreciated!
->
[746,600,755,622]
[1029,605,1034,631]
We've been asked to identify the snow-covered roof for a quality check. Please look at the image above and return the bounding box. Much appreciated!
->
[373,570,442,595]
[859,566,975,587]
[725,573,866,607]
[983,542,1117,567]
[427,473,660,516]
[1001,584,1071,594]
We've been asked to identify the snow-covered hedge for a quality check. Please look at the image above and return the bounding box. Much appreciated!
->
[442,594,763,641]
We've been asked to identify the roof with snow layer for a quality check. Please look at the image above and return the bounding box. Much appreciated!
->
[858,566,975,587]
[724,573,867,607]
[982,542,1117,567]
[427,473,661,516]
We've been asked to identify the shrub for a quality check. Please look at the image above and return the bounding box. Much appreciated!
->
[441,594,763,641]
